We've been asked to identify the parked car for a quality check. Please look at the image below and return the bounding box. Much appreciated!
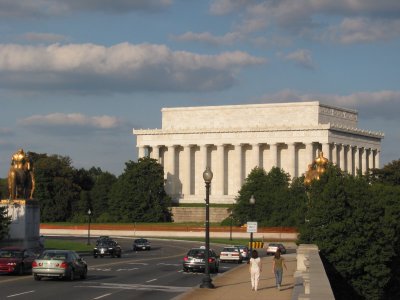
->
[220,246,242,264]
[32,250,87,281]
[93,240,122,258]
[133,238,151,251]
[266,243,287,255]
[183,247,219,273]
[0,247,36,275]
[234,245,249,260]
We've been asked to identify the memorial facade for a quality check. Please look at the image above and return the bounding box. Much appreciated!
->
[133,101,384,204]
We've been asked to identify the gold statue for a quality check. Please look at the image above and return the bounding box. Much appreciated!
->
[304,151,328,186]
[7,149,35,199]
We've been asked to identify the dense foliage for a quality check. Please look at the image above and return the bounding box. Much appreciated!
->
[108,157,172,222]
[298,163,400,300]
[232,167,307,228]
[0,205,11,240]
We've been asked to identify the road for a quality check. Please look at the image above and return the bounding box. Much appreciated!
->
[0,237,244,300]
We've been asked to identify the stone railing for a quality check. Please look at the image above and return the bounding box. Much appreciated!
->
[292,244,335,300]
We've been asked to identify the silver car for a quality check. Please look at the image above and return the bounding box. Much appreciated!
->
[32,250,87,281]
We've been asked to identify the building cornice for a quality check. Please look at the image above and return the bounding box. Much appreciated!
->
[133,123,384,139]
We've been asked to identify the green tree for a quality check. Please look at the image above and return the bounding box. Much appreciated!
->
[33,154,81,222]
[369,159,400,186]
[299,164,400,300]
[108,157,171,222]
[0,205,11,240]
[89,171,117,222]
[232,166,306,227]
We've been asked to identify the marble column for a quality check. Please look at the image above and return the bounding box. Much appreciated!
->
[287,143,296,178]
[347,146,353,175]
[354,147,360,173]
[165,145,176,195]
[138,146,146,158]
[368,149,374,170]
[270,143,278,168]
[234,144,243,193]
[252,143,260,169]
[306,143,314,165]
[361,148,367,174]
[182,145,191,196]
[151,145,160,161]
[322,143,330,161]
[339,144,345,171]
[215,144,225,196]
[375,150,380,169]
[197,144,208,198]
[331,143,337,165]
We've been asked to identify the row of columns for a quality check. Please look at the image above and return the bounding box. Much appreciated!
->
[138,142,380,199]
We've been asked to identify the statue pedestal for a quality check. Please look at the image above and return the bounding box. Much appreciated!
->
[0,199,40,249]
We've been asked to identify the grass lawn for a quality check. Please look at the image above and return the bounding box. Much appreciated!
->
[45,239,93,252]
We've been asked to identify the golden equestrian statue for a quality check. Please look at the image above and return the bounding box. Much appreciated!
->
[304,151,329,186]
[7,149,35,200]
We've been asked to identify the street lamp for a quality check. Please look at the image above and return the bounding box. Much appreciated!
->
[249,195,255,255]
[200,167,214,289]
[229,213,233,241]
[87,209,92,245]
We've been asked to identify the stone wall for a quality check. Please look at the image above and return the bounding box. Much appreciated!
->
[171,207,230,223]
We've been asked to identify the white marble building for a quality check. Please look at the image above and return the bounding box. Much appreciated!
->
[133,102,384,204]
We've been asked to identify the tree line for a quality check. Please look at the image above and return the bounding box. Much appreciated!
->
[0,152,172,224]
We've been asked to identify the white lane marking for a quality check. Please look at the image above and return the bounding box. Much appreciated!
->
[146,279,157,283]
[128,263,148,265]
[75,283,190,293]
[93,293,112,299]
[116,268,139,271]
[157,263,180,266]
[7,290,35,298]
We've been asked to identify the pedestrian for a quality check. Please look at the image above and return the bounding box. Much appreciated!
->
[272,249,287,290]
[249,249,262,291]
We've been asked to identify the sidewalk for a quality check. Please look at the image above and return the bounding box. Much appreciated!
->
[175,253,297,300]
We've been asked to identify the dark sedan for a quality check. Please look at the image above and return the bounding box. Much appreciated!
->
[93,240,122,258]
[183,247,219,273]
[0,247,36,275]
[133,238,151,251]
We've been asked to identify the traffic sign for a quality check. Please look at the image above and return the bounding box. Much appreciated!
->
[247,221,258,233]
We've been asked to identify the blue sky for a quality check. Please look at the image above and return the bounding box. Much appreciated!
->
[0,0,399,178]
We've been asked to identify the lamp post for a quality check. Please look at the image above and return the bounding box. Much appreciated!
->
[229,213,233,241]
[200,167,214,289]
[87,209,92,245]
[249,195,255,255]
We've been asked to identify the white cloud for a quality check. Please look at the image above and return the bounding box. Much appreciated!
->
[282,49,315,69]
[0,0,172,18]
[18,113,121,129]
[210,0,254,15]
[323,18,400,44]
[0,42,266,93]
[172,31,243,46]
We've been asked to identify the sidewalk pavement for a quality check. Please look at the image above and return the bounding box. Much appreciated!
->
[175,253,297,300]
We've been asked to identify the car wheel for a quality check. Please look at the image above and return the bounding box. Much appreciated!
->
[94,255,97,258]
[80,268,87,279]
[117,253,121,258]
[34,274,41,281]
[183,267,188,272]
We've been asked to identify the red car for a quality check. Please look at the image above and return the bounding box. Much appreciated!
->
[0,247,37,275]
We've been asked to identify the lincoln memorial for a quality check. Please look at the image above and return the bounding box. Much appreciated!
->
[133,101,384,204]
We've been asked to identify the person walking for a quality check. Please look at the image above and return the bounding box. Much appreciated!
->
[249,249,262,291]
[272,249,287,290]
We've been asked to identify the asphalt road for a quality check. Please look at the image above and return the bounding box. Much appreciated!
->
[0,237,244,300]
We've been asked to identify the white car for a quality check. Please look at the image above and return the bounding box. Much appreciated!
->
[220,246,242,263]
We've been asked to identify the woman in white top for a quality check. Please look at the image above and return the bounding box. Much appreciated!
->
[249,249,262,291]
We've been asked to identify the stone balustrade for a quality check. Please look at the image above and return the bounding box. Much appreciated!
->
[292,244,335,300]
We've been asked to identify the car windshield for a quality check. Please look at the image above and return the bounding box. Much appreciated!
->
[223,247,238,252]
[98,242,113,247]
[187,249,213,257]
[135,239,147,243]
[0,250,23,258]
[39,251,68,260]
